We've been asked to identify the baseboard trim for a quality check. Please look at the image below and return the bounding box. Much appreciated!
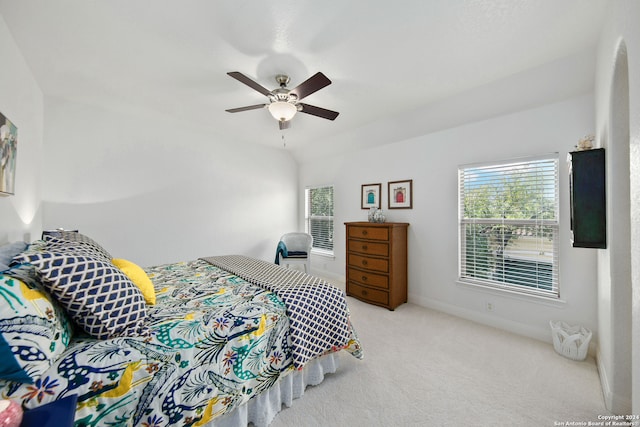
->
[410,292,553,343]
[596,348,632,414]
[597,349,614,411]
[409,293,600,358]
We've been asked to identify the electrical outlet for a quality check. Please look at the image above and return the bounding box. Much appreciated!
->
[486,302,494,312]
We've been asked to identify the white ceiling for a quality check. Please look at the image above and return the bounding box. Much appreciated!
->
[0,0,608,161]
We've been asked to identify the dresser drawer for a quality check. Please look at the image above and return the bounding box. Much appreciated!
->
[348,226,389,241]
[348,282,389,306]
[348,268,388,289]
[348,254,389,273]
[347,240,389,256]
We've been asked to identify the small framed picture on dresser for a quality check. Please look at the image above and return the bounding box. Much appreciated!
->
[361,183,381,209]
[388,179,413,209]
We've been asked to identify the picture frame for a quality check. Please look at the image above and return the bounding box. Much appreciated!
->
[361,183,381,209]
[388,179,413,209]
[0,111,18,196]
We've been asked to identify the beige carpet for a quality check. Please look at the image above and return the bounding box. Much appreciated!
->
[269,295,609,427]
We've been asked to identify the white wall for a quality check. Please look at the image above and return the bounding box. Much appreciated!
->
[41,97,300,267]
[595,0,640,415]
[302,94,598,345]
[0,14,43,244]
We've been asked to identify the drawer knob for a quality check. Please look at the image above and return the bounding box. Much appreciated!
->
[362,260,368,266]
[362,245,368,250]
[362,230,368,236]
[361,289,368,296]
[361,275,367,281]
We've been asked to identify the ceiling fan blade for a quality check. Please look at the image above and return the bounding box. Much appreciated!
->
[227,72,272,97]
[299,103,340,121]
[289,72,331,101]
[279,120,291,130]
[225,104,267,113]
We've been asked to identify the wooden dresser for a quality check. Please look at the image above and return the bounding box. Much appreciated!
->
[345,222,409,310]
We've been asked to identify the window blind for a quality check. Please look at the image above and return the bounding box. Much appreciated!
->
[458,155,559,298]
[305,186,334,253]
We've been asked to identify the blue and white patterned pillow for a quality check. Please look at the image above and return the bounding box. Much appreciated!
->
[15,251,149,340]
[8,240,48,268]
[43,232,112,261]
[0,265,73,383]
[42,236,112,262]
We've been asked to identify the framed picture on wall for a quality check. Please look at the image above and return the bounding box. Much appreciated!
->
[361,183,381,209]
[388,179,413,209]
[0,111,18,196]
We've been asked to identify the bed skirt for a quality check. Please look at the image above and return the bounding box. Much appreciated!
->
[211,353,340,427]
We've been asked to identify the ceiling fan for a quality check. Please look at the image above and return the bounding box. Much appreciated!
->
[225,71,339,130]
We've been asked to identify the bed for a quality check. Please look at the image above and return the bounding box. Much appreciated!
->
[0,232,363,426]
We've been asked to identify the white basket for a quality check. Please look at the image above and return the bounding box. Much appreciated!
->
[550,320,592,361]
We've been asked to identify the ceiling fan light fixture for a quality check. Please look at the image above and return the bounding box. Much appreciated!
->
[268,101,297,122]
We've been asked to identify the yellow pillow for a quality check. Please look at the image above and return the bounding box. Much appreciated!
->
[111,258,156,305]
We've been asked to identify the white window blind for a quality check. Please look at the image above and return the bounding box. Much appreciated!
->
[305,186,334,253]
[458,154,559,298]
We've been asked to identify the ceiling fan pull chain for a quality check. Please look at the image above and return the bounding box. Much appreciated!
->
[282,133,286,148]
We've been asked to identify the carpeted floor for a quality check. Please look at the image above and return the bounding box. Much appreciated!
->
[269,294,609,427]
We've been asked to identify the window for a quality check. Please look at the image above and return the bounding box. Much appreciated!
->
[305,186,334,254]
[458,154,559,298]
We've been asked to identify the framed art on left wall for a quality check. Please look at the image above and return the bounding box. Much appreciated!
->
[0,111,17,196]
[361,183,381,209]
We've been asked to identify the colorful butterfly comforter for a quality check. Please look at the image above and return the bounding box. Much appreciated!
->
[0,258,362,426]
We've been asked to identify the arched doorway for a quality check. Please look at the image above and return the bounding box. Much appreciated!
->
[600,39,632,414]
